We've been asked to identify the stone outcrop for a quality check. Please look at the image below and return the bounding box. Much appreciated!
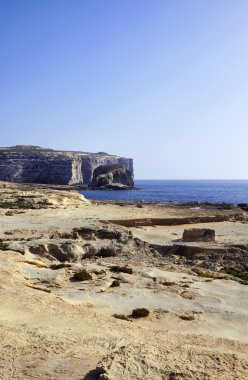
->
[0,146,133,185]
[183,228,215,242]
[0,181,90,209]
[81,155,133,183]
[90,164,134,188]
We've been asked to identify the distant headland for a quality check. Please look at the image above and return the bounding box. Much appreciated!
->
[0,145,134,187]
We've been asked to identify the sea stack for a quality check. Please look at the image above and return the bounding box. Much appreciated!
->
[90,164,134,189]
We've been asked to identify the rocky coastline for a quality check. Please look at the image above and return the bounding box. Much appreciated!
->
[0,180,248,379]
[0,145,134,186]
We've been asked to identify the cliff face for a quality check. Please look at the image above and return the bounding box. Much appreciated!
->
[81,155,133,183]
[0,146,133,185]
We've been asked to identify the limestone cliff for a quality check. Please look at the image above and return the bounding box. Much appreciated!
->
[0,146,133,185]
[91,164,134,188]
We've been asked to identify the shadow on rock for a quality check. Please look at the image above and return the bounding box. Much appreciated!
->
[82,369,99,380]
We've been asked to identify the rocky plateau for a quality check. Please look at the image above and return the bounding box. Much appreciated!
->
[0,181,248,379]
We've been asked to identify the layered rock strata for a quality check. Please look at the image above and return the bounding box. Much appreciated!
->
[0,146,133,185]
[183,228,215,242]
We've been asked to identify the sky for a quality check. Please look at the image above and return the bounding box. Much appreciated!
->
[1,0,248,179]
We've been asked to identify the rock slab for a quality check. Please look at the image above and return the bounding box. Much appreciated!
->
[183,228,215,242]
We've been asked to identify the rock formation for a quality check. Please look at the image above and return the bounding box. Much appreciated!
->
[0,181,90,210]
[0,146,133,185]
[1,183,248,379]
[90,164,134,188]
[183,228,215,242]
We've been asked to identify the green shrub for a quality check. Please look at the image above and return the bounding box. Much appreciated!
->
[226,267,248,281]
[193,268,215,278]
[0,239,7,251]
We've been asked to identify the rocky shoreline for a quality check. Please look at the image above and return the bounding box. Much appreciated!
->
[0,181,248,379]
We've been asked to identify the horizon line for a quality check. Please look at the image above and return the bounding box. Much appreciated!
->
[134,178,248,181]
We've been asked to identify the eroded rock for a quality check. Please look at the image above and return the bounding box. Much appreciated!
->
[29,242,85,262]
[90,164,134,188]
[183,228,215,242]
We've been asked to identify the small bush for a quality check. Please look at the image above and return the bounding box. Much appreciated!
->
[0,239,7,251]
[110,280,120,287]
[193,268,215,278]
[110,265,133,274]
[131,308,150,318]
[112,314,130,321]
[73,269,92,281]
[226,267,248,281]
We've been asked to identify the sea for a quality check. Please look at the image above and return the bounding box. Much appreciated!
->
[81,180,248,205]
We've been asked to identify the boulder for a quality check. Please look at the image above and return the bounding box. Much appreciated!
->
[90,164,134,188]
[183,228,215,242]
[29,242,86,262]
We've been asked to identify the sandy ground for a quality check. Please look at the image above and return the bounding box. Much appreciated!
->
[0,183,248,379]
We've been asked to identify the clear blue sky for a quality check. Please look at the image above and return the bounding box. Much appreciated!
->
[1,0,248,179]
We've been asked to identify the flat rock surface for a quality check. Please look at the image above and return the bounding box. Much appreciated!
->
[131,221,248,246]
[0,182,248,379]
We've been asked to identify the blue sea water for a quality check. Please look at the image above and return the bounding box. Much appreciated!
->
[81,180,248,205]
